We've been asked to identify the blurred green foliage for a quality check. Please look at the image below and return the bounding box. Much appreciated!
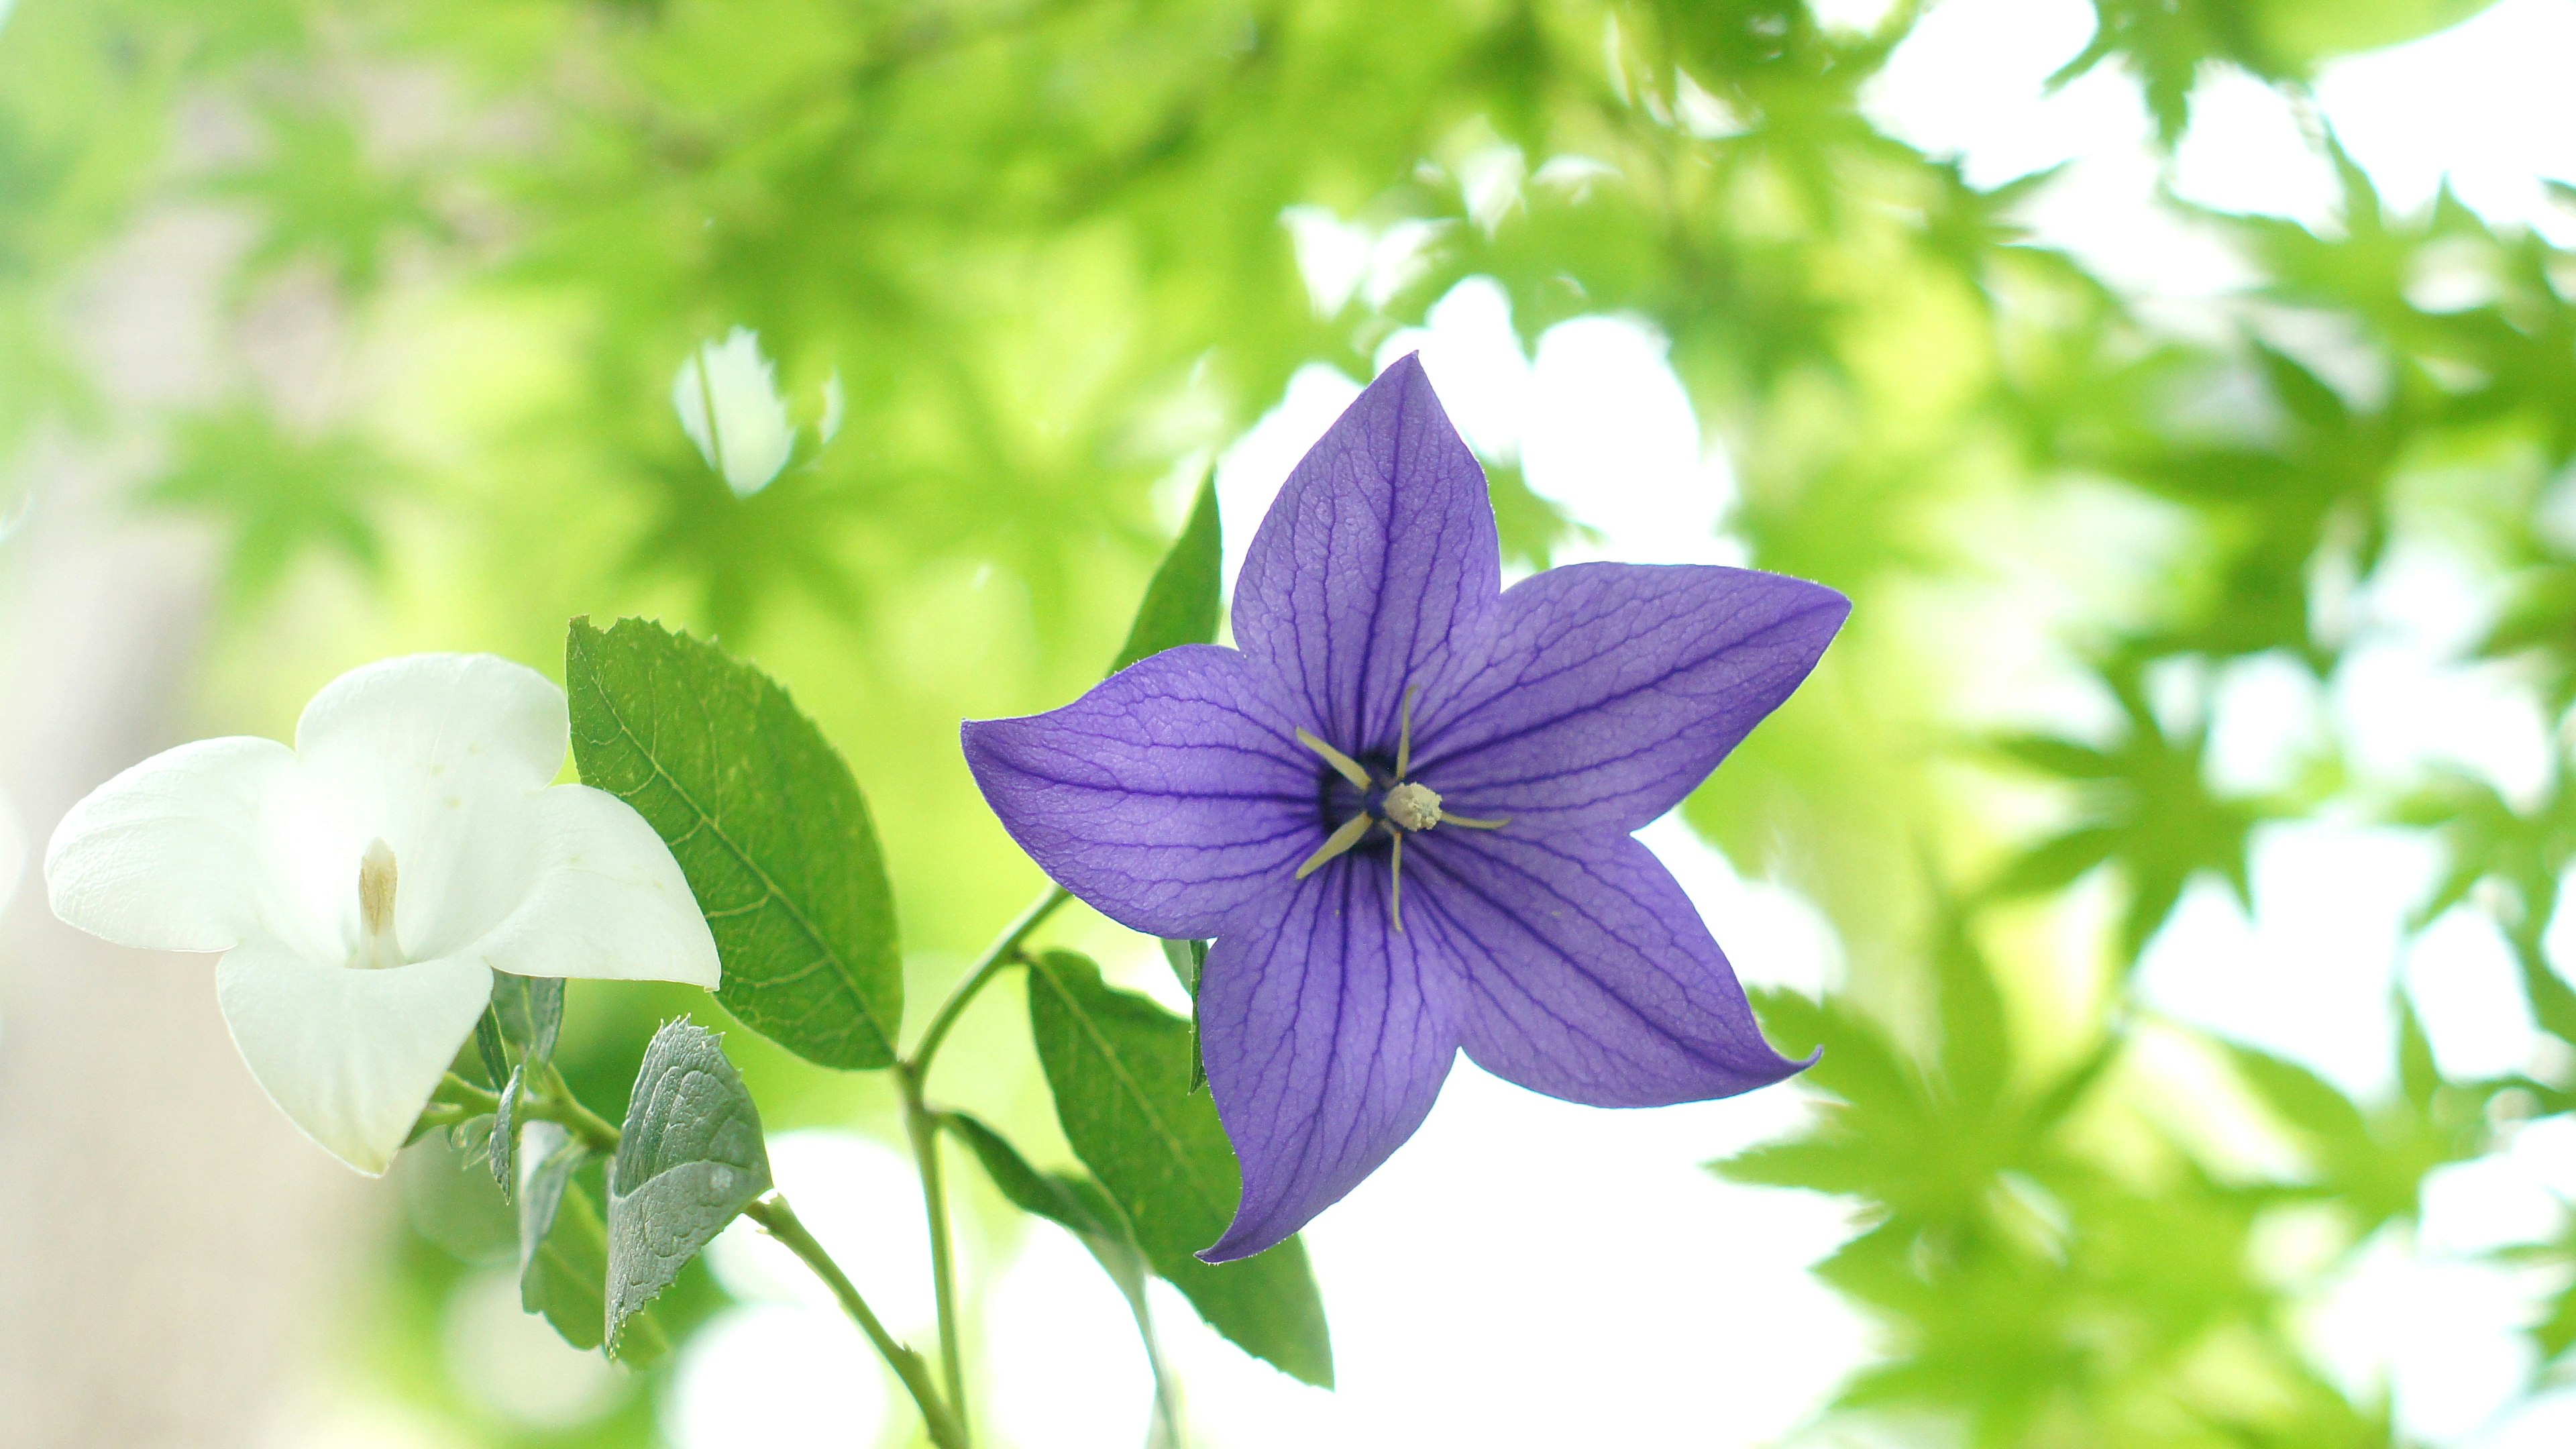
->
[7,0,2576,1443]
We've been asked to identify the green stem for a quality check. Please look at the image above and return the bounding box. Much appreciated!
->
[909,885,1069,1073]
[860,883,1067,1448]
[437,1071,501,1113]
[519,1061,624,1155]
[748,1194,969,1449]
[900,1066,971,1444]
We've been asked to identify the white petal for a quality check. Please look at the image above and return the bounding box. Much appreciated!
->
[693,327,795,496]
[217,941,494,1175]
[294,653,570,955]
[45,737,320,953]
[464,784,721,987]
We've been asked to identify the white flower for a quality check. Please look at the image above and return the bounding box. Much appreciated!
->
[672,328,843,498]
[44,654,720,1174]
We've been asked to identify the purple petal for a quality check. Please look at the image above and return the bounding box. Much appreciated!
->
[1411,563,1847,833]
[1403,827,1810,1106]
[963,645,1316,940]
[1197,857,1460,1263]
[1232,354,1501,757]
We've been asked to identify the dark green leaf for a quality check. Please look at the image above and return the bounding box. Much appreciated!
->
[567,616,902,1069]
[1110,472,1223,674]
[605,1020,773,1350]
[1027,949,1332,1387]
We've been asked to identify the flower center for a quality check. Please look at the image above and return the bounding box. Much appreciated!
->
[355,837,406,970]
[1289,688,1510,931]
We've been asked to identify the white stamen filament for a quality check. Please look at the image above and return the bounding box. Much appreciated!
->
[356,837,404,969]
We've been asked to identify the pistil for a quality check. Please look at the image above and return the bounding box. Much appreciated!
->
[356,837,405,969]
[1291,688,1511,930]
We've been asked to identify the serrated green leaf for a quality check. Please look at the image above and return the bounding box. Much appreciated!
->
[605,1020,773,1350]
[1110,472,1222,674]
[1027,949,1332,1387]
[566,616,902,1069]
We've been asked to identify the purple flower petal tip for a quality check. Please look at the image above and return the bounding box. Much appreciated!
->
[962,356,1849,1257]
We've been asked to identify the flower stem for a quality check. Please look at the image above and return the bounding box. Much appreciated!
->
[883,881,1070,1448]
[908,884,1069,1073]
[747,1193,969,1449]
[900,1065,970,1444]
[523,1061,624,1155]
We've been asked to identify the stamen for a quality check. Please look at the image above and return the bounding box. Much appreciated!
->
[1390,830,1405,932]
[1295,727,1373,790]
[1438,810,1511,830]
[357,837,403,969]
[1295,812,1375,879]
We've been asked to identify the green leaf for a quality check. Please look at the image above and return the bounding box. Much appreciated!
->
[490,973,564,1071]
[604,1020,773,1350]
[566,616,903,1069]
[1027,949,1332,1387]
[1161,938,1210,1093]
[941,1110,1116,1238]
[474,1009,511,1091]
[943,1111,1182,1446]
[1110,472,1223,674]
[523,1156,672,1365]
[1160,937,1207,998]
[513,1120,668,1359]
[2226,1044,2369,1145]
[489,1066,522,1198]
[516,1122,582,1287]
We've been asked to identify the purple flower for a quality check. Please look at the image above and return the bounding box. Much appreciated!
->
[963,356,1849,1262]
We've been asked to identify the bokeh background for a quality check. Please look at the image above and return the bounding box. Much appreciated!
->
[5,0,2576,1444]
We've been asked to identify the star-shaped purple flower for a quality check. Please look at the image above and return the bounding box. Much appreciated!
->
[963,355,1849,1263]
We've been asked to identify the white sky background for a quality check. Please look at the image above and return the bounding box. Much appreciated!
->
[615,3,2576,1447]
